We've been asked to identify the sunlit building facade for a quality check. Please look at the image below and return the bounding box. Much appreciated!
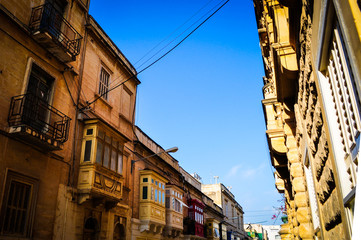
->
[253,0,361,239]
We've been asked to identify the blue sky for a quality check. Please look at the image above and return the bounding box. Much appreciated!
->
[89,0,283,225]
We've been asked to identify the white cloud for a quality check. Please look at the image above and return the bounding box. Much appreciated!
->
[225,164,242,179]
[242,163,267,179]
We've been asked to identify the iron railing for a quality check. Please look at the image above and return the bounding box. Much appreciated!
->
[8,93,71,143]
[29,3,82,58]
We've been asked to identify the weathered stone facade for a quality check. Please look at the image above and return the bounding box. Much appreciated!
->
[254,0,361,239]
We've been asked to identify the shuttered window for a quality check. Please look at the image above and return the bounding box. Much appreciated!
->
[99,67,110,100]
[0,171,38,238]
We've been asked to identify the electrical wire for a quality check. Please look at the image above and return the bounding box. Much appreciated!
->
[133,0,217,67]
[62,72,77,107]
[80,0,230,111]
[107,0,226,91]
[135,0,227,70]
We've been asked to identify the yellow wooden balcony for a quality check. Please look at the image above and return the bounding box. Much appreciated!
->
[78,163,123,207]
[77,120,127,208]
[139,170,167,234]
[164,185,184,238]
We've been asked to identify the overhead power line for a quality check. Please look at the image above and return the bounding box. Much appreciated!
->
[108,0,228,91]
[133,0,217,67]
[135,0,228,70]
[80,0,230,111]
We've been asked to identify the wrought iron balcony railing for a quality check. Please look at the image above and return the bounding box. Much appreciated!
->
[29,3,82,61]
[8,93,71,144]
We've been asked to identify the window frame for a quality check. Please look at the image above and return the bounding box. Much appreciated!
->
[0,170,38,238]
[80,124,124,175]
[98,67,110,101]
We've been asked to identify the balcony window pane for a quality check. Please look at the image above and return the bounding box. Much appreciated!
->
[98,130,105,139]
[166,197,170,208]
[143,178,148,182]
[105,135,111,144]
[162,192,165,204]
[117,154,123,174]
[104,145,110,167]
[83,140,92,162]
[142,186,148,200]
[96,141,103,164]
[155,189,158,202]
[86,128,93,135]
[110,149,117,171]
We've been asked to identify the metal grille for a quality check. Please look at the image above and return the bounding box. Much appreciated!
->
[8,93,71,143]
[2,181,31,236]
[29,3,82,58]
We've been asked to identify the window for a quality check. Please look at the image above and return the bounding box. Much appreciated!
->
[142,186,148,200]
[99,67,110,100]
[139,170,166,206]
[0,171,38,238]
[121,86,133,120]
[95,130,123,174]
[318,14,360,228]
[81,123,124,175]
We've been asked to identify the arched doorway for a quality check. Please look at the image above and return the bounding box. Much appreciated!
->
[113,223,125,240]
[83,217,99,240]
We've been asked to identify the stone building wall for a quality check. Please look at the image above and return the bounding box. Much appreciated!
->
[254,0,355,239]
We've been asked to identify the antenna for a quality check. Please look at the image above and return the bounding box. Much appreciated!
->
[214,176,219,184]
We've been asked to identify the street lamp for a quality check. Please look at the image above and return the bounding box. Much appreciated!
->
[131,147,178,173]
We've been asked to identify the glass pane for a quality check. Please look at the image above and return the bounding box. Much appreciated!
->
[162,192,165,204]
[142,186,148,199]
[104,145,110,167]
[110,149,117,171]
[105,135,111,144]
[155,189,158,202]
[117,154,123,174]
[98,130,105,139]
[166,197,170,208]
[143,178,148,182]
[86,128,93,135]
[96,141,103,164]
[84,140,92,162]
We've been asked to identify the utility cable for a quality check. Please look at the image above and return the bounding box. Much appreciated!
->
[80,0,230,111]
[107,0,224,90]
[135,0,222,69]
[62,72,77,107]
[136,0,227,70]
[134,0,216,67]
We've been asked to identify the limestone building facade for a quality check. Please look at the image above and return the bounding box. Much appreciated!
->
[0,0,87,239]
[253,0,361,239]
[201,184,247,240]
[0,0,139,239]
[0,1,248,240]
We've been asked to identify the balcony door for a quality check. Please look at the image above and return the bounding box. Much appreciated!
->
[25,64,54,131]
[43,0,67,40]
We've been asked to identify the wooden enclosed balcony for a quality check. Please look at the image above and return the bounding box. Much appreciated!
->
[139,170,167,234]
[77,163,124,208]
[29,3,82,62]
[8,93,70,150]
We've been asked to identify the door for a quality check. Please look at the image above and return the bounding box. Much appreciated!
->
[24,64,53,131]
